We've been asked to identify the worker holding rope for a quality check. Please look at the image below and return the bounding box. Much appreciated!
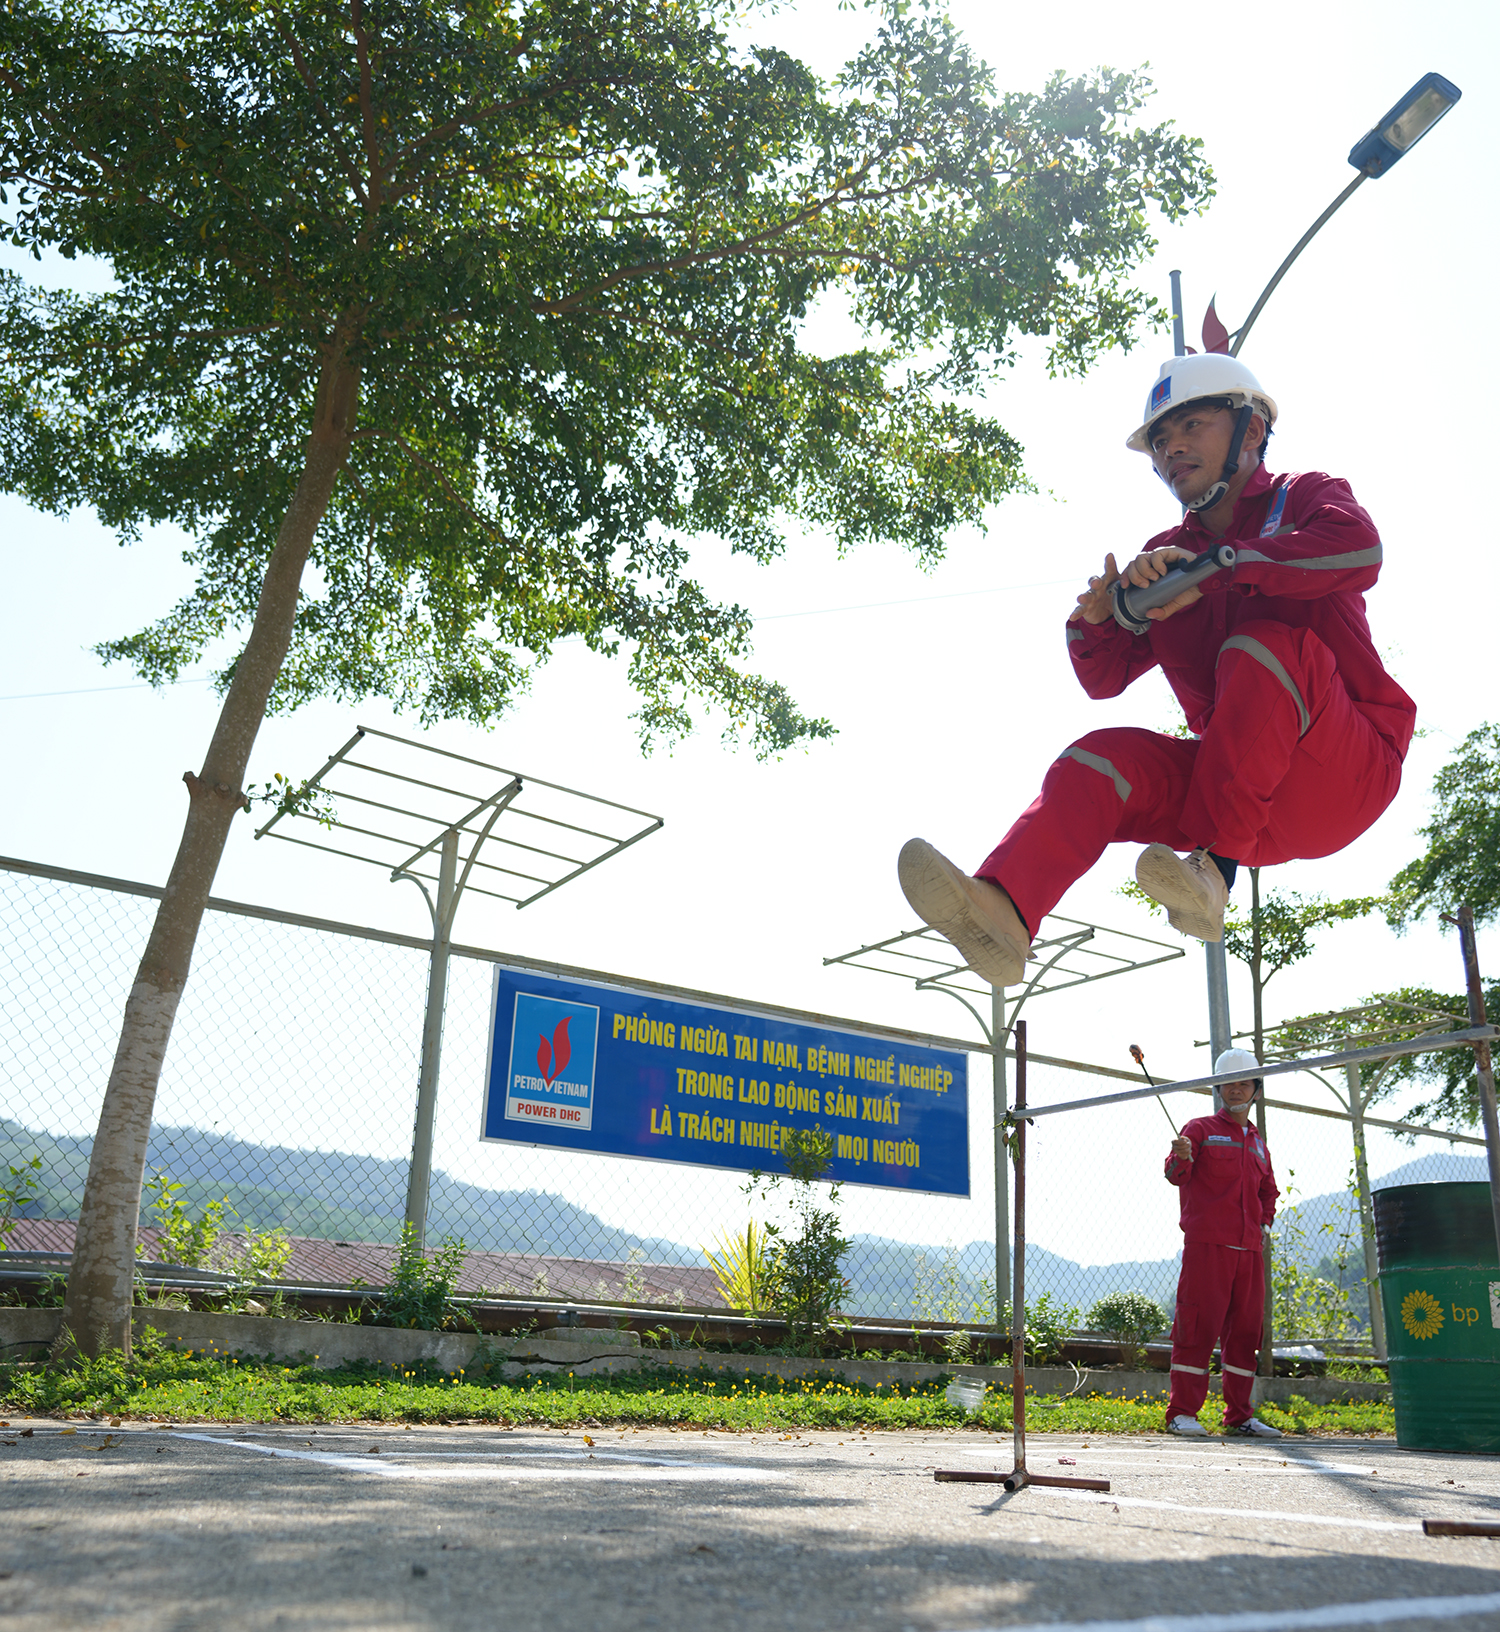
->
[897,354,1415,984]
[1163,1047,1281,1437]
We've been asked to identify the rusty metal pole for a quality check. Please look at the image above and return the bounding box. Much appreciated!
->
[1009,1020,1028,1488]
[1454,906,1500,1265]
[936,1023,1108,1495]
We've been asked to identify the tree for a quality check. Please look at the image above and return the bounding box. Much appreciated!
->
[1345,984,1500,1133]
[1388,723,1500,930]
[1267,989,1485,1358]
[1222,871,1385,1062]
[1125,871,1383,1060]
[1,0,1211,1355]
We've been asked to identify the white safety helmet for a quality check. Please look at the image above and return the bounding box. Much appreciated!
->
[1214,1047,1262,1089]
[1126,355,1278,454]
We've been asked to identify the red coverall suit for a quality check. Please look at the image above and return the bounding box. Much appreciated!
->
[973,465,1417,936]
[1164,1110,1279,1426]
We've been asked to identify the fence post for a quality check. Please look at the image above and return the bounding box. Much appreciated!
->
[1455,905,1500,1268]
[1345,1063,1387,1360]
[992,985,1011,1325]
[404,827,459,1248]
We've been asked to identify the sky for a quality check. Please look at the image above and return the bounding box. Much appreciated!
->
[2,0,1496,1270]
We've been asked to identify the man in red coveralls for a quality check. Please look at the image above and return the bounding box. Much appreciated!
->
[897,353,1416,984]
[1164,1047,1281,1437]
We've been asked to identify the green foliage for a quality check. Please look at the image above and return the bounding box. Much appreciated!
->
[245,772,338,830]
[912,1244,987,1325]
[1387,723,1500,929]
[1122,877,1382,1055]
[1271,989,1488,1132]
[1220,891,1386,983]
[2,1347,1393,1436]
[1120,881,1381,983]
[0,0,1211,755]
[141,1174,227,1270]
[702,1221,775,1314]
[139,1173,294,1286]
[751,1126,852,1352]
[910,1250,1078,1366]
[369,1225,469,1331]
[0,1156,43,1246]
[1270,1173,1364,1343]
[1086,1289,1167,1366]
[1012,1290,1082,1367]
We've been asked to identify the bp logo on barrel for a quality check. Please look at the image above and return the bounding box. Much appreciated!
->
[1400,1289,1444,1341]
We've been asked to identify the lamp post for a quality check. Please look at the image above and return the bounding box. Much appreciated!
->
[1171,68,1462,1087]
[1230,73,1460,357]
[1168,70,1459,1377]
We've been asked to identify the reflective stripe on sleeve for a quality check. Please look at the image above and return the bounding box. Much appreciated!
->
[1233,543,1383,571]
[1066,626,1084,645]
[1218,635,1311,737]
[1058,745,1132,802]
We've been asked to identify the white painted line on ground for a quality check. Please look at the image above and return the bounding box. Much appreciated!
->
[962,1588,1500,1632]
[1023,1487,1420,1535]
[169,1433,774,1483]
[958,1449,1378,1476]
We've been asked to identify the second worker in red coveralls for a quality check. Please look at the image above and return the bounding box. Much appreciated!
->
[897,353,1416,982]
[1164,1048,1281,1438]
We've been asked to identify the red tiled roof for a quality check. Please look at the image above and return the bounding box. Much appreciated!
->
[3,1220,727,1309]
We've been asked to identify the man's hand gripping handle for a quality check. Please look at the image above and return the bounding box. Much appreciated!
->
[1110,544,1237,635]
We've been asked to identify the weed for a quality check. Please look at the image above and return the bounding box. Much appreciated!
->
[752,1128,851,1354]
[0,1346,1396,1436]
[0,1157,43,1245]
[369,1226,468,1331]
[702,1222,774,1314]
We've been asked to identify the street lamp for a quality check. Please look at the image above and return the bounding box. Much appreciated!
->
[1347,72,1463,178]
[1230,72,1461,356]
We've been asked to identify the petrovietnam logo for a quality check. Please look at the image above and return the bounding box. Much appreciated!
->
[537,1016,571,1085]
[504,992,600,1133]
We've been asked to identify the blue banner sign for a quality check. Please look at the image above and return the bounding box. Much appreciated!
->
[481,966,969,1197]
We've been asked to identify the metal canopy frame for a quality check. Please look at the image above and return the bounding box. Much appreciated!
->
[824,913,1183,1317]
[825,914,1183,1034]
[254,724,663,911]
[254,725,664,1247]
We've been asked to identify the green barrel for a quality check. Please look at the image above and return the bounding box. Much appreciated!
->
[1374,1182,1500,1453]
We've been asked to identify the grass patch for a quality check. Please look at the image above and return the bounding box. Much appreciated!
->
[0,1345,1395,1436]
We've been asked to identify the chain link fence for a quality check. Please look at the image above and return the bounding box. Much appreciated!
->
[0,858,1487,1333]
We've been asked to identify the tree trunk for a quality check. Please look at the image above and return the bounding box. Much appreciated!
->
[59,357,359,1359]
[1345,1064,1387,1361]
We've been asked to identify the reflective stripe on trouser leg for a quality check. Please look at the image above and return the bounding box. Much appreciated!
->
[1217,635,1310,737]
[1220,1250,1266,1425]
[1058,745,1133,802]
[976,729,1199,936]
[1181,620,1347,863]
[1167,1242,1244,1427]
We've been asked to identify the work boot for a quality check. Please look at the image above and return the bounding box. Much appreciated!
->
[897,839,1030,988]
[1166,1414,1209,1437]
[1225,1417,1283,1439]
[1135,845,1229,942]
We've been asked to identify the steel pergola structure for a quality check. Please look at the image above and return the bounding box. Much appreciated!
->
[824,913,1185,1317]
[254,726,664,1245]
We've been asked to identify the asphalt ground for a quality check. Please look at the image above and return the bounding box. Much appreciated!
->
[2,1419,1499,1632]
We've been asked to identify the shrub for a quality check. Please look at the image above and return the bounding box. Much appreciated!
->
[1088,1290,1168,1367]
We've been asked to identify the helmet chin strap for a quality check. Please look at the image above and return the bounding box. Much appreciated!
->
[1184,403,1253,512]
